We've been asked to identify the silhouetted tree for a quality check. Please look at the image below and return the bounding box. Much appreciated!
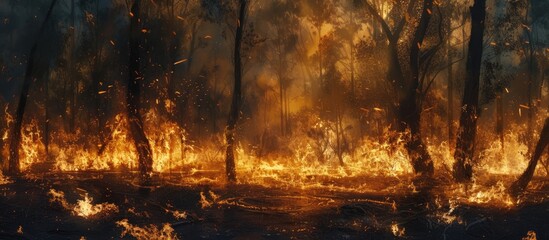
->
[453,0,486,182]
[7,0,57,175]
[127,0,154,184]
[364,0,440,175]
[509,117,549,195]
[225,0,248,182]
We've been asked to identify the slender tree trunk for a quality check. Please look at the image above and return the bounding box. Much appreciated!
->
[336,112,344,166]
[69,0,76,133]
[166,2,177,105]
[8,0,57,175]
[45,67,50,163]
[453,0,486,182]
[285,88,290,134]
[400,0,435,175]
[524,1,535,148]
[318,25,323,89]
[277,35,285,136]
[225,0,247,183]
[496,94,504,150]
[128,0,153,184]
[447,26,455,149]
[349,11,355,101]
[279,73,285,136]
[93,0,102,137]
[526,40,534,147]
[509,117,549,195]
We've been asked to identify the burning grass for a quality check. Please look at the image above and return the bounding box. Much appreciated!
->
[0,108,547,211]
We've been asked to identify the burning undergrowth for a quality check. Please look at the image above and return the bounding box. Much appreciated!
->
[0,171,12,185]
[0,109,546,210]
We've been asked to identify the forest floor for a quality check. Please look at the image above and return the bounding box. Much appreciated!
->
[0,173,546,240]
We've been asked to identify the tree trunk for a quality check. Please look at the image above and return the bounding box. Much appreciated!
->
[318,24,323,90]
[279,74,285,136]
[7,0,57,175]
[225,0,247,183]
[447,26,455,149]
[453,0,486,182]
[128,0,153,184]
[509,117,549,195]
[400,0,435,175]
[349,10,356,102]
[69,0,76,133]
[496,94,504,150]
[45,67,50,163]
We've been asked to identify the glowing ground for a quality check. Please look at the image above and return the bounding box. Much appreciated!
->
[0,174,546,239]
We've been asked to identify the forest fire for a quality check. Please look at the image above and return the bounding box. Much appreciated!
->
[0,0,548,239]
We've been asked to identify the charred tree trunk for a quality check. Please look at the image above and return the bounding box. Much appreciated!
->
[7,0,57,175]
[496,94,504,150]
[93,0,103,138]
[349,10,356,102]
[225,0,247,183]
[128,0,153,184]
[447,25,455,149]
[279,76,285,136]
[400,0,434,175]
[453,0,486,182]
[69,0,76,133]
[45,67,50,163]
[318,24,323,91]
[509,118,549,195]
[364,0,433,174]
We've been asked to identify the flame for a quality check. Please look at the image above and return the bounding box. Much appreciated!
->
[447,181,516,207]
[0,171,11,185]
[391,222,405,237]
[48,189,118,218]
[0,105,545,209]
[199,191,219,209]
[73,193,119,218]
[116,219,179,240]
[522,231,537,240]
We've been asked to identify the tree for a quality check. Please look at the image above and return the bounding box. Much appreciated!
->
[363,0,440,175]
[263,0,299,136]
[509,117,549,196]
[303,0,337,92]
[7,0,57,175]
[225,0,248,183]
[453,0,486,182]
[127,0,154,184]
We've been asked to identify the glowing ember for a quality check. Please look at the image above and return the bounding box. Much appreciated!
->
[199,190,220,209]
[0,171,11,185]
[391,222,405,237]
[170,210,187,220]
[522,231,537,240]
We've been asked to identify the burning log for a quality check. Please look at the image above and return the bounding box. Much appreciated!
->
[509,117,549,196]
[7,0,57,175]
